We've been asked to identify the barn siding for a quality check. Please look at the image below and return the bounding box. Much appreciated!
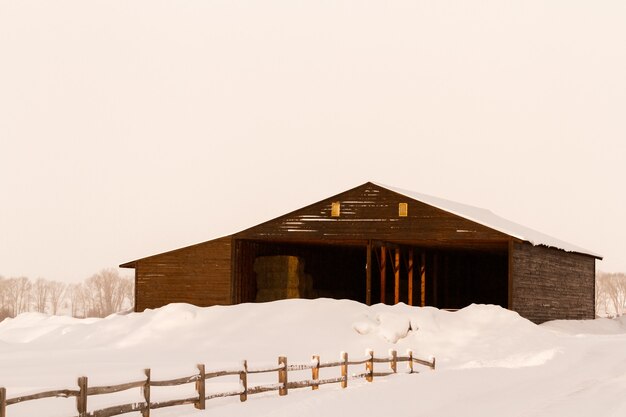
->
[234,183,509,245]
[134,236,232,311]
[511,242,595,323]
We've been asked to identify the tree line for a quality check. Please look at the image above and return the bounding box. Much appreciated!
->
[2,269,624,320]
[0,268,133,321]
[595,271,626,317]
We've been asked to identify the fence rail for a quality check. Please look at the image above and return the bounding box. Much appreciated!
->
[0,349,435,417]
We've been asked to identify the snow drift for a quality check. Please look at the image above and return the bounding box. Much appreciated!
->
[1,299,625,417]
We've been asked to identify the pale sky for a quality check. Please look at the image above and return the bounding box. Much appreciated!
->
[1,1,625,283]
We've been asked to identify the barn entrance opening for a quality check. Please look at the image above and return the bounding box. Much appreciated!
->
[426,248,508,309]
[369,245,509,309]
[235,240,508,309]
[236,240,367,304]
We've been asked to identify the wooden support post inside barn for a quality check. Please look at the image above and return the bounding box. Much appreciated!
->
[366,241,372,306]
[420,253,426,307]
[394,248,401,304]
[408,249,414,306]
[380,246,386,304]
[433,253,439,307]
[443,254,449,306]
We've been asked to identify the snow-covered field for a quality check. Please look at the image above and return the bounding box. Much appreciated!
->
[1,299,625,417]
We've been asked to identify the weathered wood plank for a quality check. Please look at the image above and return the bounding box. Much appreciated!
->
[234,184,510,243]
[141,369,150,417]
[1,387,6,417]
[150,374,200,387]
[340,352,348,389]
[87,402,145,417]
[311,355,320,390]
[239,361,247,402]
[366,350,374,382]
[77,377,87,417]
[87,381,144,396]
[511,241,595,323]
[6,389,79,405]
[150,397,198,410]
[133,237,233,311]
[278,357,288,396]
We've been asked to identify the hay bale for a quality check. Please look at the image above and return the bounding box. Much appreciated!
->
[254,256,312,302]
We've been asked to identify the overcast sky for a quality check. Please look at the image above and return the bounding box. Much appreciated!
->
[1,0,625,282]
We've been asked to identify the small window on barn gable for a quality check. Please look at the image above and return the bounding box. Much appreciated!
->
[331,201,341,217]
[398,202,408,217]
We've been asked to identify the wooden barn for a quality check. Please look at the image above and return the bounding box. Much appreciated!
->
[120,182,601,323]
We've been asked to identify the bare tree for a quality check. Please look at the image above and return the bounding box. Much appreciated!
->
[2,277,32,316]
[82,269,133,317]
[1,270,134,320]
[596,272,626,317]
[596,273,609,317]
[68,283,89,318]
[606,273,626,317]
[47,280,67,315]
[0,276,13,320]
[32,278,49,313]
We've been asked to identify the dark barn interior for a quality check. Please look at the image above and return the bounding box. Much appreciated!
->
[234,240,367,304]
[233,239,509,310]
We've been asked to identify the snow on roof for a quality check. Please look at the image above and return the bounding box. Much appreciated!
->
[375,182,601,258]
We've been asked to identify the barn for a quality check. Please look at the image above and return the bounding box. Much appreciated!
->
[120,182,601,323]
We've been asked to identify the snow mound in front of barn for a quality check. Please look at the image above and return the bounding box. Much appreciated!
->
[0,299,563,383]
[2,299,626,417]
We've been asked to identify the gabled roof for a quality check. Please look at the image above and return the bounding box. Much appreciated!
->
[376,182,601,258]
[120,181,602,268]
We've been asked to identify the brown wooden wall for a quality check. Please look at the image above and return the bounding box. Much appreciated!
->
[234,183,509,246]
[510,241,595,323]
[134,236,233,311]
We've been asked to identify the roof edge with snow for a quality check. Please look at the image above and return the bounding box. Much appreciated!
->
[374,182,601,259]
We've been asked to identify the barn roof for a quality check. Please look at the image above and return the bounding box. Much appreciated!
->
[120,182,602,268]
[376,182,601,258]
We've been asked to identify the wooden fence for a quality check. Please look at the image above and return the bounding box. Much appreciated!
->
[0,349,435,417]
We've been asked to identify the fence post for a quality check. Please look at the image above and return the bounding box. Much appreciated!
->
[141,369,151,417]
[390,350,397,373]
[431,357,436,370]
[0,387,6,417]
[196,364,206,409]
[239,361,248,402]
[366,349,374,382]
[77,376,88,417]
[407,350,414,374]
[341,352,348,388]
[312,355,320,390]
[278,356,288,396]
